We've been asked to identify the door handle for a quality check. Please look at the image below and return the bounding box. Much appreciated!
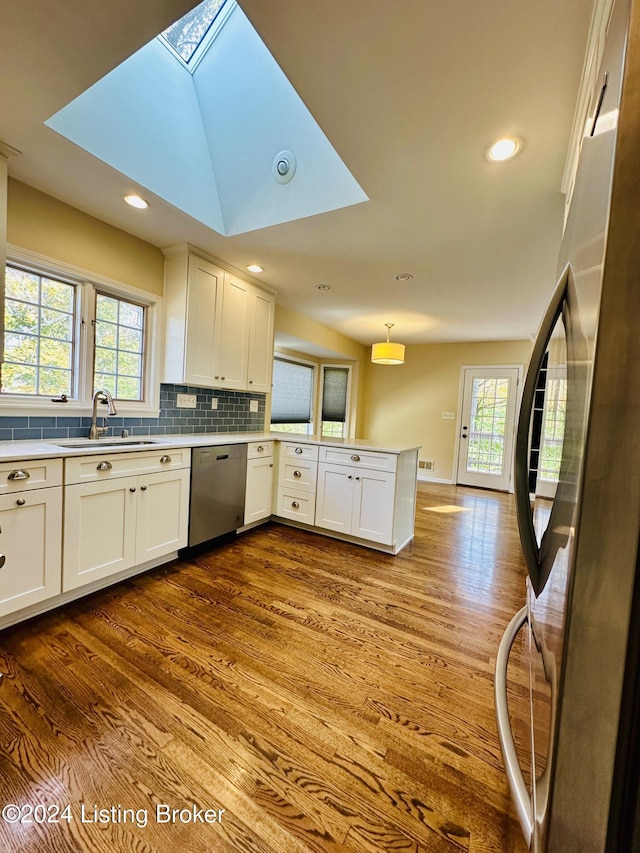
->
[515,265,570,595]
[495,606,532,846]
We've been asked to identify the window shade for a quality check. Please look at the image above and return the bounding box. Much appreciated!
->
[271,358,313,423]
[321,367,349,422]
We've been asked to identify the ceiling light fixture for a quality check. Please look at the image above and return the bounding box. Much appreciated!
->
[316,284,331,291]
[486,137,522,162]
[395,273,413,282]
[123,193,149,209]
[247,264,263,273]
[371,323,405,365]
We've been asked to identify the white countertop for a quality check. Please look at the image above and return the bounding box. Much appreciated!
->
[0,431,421,462]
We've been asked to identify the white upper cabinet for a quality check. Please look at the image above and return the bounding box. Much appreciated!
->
[163,248,275,392]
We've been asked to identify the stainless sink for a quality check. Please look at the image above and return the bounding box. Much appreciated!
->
[51,439,160,448]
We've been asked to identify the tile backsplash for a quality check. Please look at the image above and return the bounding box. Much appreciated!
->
[0,384,267,441]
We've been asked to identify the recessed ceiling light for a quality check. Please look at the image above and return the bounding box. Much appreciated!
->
[486,137,522,162]
[123,193,149,209]
[316,284,331,291]
[247,264,263,273]
[395,273,413,282]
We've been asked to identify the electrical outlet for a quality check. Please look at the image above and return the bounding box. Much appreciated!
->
[442,411,456,420]
[249,399,259,413]
[211,398,218,410]
[177,393,197,409]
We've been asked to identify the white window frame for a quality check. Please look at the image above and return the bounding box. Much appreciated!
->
[319,363,352,439]
[270,352,318,435]
[1,246,162,417]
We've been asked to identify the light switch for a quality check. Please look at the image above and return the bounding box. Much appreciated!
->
[442,411,456,420]
[211,398,218,410]
[249,399,259,413]
[177,393,197,409]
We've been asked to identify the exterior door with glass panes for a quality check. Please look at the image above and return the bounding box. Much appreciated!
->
[536,365,567,499]
[456,367,521,491]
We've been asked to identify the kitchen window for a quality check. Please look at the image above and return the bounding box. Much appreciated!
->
[270,356,315,434]
[1,252,161,415]
[320,364,351,438]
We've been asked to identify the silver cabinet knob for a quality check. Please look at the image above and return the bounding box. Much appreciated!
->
[269,463,274,468]
[294,447,303,454]
[140,485,147,491]
[291,501,300,509]
[293,470,302,478]
[249,380,253,384]
[347,475,352,480]
[160,455,172,463]
[97,461,112,471]
[129,487,136,493]
[257,445,264,452]
[355,476,361,481]
[0,554,5,569]
[351,454,360,462]
[16,498,26,506]
[8,469,30,481]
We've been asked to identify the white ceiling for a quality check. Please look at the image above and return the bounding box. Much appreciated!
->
[1,0,594,347]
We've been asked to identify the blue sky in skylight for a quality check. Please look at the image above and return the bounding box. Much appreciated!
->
[160,0,227,63]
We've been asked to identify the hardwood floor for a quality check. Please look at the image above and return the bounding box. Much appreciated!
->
[0,483,530,852]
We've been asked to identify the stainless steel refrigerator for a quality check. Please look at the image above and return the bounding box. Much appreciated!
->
[494,0,640,849]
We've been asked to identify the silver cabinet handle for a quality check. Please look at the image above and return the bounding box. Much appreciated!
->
[291,501,300,508]
[294,447,303,454]
[495,606,532,846]
[293,470,302,478]
[515,264,570,596]
[8,469,30,481]
[160,455,172,464]
[16,498,26,506]
[256,445,264,452]
[351,454,360,462]
[96,461,112,471]
[140,485,147,491]
[0,554,5,569]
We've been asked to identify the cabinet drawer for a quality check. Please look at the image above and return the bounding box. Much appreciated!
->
[276,487,316,524]
[279,442,319,462]
[64,448,191,485]
[318,446,397,472]
[279,458,317,492]
[0,458,63,494]
[247,441,273,459]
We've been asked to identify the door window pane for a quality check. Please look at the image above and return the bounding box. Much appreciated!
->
[466,377,510,475]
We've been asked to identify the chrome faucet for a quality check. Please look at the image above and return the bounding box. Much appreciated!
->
[88,388,117,439]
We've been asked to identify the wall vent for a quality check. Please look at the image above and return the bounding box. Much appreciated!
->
[419,460,435,471]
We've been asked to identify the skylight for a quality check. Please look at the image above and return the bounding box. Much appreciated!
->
[160,0,229,65]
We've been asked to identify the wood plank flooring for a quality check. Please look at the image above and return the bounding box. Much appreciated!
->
[0,483,530,852]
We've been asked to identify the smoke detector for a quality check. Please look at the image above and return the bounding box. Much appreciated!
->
[272,150,297,184]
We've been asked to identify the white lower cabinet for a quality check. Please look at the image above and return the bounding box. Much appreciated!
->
[0,485,62,618]
[315,462,395,545]
[63,453,190,592]
[244,442,275,525]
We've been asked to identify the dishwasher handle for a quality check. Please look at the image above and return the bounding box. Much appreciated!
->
[495,605,533,846]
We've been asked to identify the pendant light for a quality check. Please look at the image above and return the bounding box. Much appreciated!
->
[371,323,405,365]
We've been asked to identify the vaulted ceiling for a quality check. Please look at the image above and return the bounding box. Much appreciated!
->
[1,0,594,347]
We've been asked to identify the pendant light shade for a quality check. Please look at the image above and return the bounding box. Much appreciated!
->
[371,323,405,364]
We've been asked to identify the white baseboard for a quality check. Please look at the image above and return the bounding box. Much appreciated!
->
[416,472,454,485]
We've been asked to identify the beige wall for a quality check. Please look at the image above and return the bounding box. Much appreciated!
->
[7,179,164,295]
[362,339,532,482]
[275,304,368,435]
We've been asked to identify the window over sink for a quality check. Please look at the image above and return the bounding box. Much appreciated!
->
[1,251,161,416]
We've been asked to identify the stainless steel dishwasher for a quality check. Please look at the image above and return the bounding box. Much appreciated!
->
[188,444,247,547]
